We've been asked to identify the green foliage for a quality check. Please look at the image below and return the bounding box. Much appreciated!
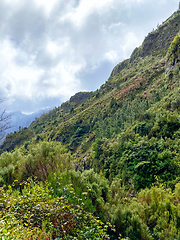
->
[0,179,112,239]
[149,112,180,138]
[167,35,180,65]
[136,184,180,239]
[106,182,180,239]
[0,140,72,185]
[91,131,180,190]
[49,169,110,218]
[0,149,25,186]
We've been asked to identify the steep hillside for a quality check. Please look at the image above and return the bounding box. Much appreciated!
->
[1,10,180,152]
[1,10,180,154]
[2,9,180,239]
[131,9,180,60]
[110,9,180,78]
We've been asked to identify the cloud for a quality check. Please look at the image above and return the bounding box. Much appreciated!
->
[63,0,113,28]
[0,0,178,113]
[35,0,59,15]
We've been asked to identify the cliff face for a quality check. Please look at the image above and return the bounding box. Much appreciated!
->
[61,91,93,112]
[109,59,129,79]
[110,10,180,78]
[130,10,180,60]
[69,92,93,103]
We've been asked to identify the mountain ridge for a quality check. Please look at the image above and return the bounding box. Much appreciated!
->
[2,9,180,152]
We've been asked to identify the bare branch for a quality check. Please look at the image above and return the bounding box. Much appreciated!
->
[0,98,13,141]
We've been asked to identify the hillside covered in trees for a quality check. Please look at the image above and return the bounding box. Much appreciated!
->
[1,9,180,240]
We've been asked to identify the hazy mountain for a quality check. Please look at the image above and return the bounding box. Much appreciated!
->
[5,108,52,135]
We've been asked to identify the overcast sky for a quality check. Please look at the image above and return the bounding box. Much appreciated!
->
[0,0,178,114]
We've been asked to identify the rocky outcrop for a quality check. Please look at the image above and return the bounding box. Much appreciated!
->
[130,10,180,61]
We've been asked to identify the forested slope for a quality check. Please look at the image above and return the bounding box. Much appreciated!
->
[1,9,180,240]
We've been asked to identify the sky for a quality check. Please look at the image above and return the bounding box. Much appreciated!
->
[0,0,178,114]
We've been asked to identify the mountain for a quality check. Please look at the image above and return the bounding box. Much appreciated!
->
[1,9,180,239]
[2,9,180,175]
[3,9,180,153]
[3,108,52,136]
[2,9,180,156]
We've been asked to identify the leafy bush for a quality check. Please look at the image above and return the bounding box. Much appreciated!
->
[167,35,180,66]
[0,179,112,239]
[0,141,72,185]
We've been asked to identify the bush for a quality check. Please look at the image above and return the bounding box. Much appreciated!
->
[0,179,112,239]
[0,141,72,185]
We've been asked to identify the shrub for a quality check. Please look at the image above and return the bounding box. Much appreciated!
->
[0,179,112,239]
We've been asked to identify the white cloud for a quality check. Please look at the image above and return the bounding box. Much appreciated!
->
[104,51,118,62]
[0,39,44,99]
[35,0,59,15]
[122,32,141,59]
[63,0,113,28]
[0,0,178,113]
[1,45,81,103]
[46,40,65,58]
[109,22,122,32]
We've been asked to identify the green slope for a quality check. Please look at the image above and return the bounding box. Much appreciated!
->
[1,9,180,163]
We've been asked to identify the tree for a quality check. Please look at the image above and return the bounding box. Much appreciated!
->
[0,99,12,141]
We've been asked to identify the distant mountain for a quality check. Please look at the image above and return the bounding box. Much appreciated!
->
[5,108,51,136]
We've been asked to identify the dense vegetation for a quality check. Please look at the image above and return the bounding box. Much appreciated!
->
[2,9,180,240]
